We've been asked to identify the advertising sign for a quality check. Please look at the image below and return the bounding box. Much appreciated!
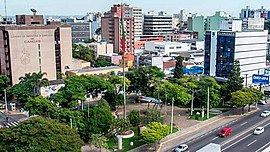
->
[252,74,269,84]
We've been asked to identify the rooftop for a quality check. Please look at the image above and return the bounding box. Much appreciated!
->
[68,66,122,74]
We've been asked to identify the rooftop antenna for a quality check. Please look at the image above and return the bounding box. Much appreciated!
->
[4,0,7,24]
[30,8,37,15]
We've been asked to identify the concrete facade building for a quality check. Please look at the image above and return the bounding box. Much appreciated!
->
[220,19,243,31]
[143,11,173,35]
[102,4,134,54]
[88,41,114,58]
[70,22,92,43]
[16,14,44,25]
[0,24,73,85]
[133,7,143,36]
[144,41,191,56]
[204,30,268,85]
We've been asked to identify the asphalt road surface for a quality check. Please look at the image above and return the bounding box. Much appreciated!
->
[171,104,270,152]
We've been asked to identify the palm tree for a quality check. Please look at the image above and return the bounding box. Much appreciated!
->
[19,72,49,95]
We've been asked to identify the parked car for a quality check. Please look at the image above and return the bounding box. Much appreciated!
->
[254,127,264,135]
[258,100,266,105]
[260,111,270,117]
[219,127,232,137]
[175,144,188,152]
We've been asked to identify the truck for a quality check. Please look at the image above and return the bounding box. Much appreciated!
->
[196,143,221,152]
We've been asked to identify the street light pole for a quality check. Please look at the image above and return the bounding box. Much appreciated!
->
[207,87,210,119]
[170,98,174,134]
[191,91,194,116]
[245,74,248,87]
[4,89,7,112]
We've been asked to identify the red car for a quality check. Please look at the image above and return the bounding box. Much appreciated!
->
[219,127,232,137]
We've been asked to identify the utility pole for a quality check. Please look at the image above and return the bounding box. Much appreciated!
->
[191,91,194,116]
[165,94,167,115]
[245,74,248,87]
[170,98,174,134]
[207,87,210,119]
[4,89,7,112]
[87,101,90,121]
[70,118,73,129]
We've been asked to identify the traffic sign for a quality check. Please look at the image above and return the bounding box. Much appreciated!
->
[252,74,269,84]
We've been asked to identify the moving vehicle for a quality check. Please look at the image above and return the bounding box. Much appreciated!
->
[260,111,270,117]
[258,100,266,105]
[254,127,264,135]
[175,144,188,152]
[219,127,231,137]
[197,143,221,152]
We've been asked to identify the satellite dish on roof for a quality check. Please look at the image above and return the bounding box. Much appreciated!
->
[30,8,37,15]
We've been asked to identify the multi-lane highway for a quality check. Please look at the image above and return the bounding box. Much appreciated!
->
[173,104,270,152]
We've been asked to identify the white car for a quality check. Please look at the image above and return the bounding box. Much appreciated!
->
[261,111,270,117]
[258,100,266,105]
[254,127,264,135]
[175,144,188,152]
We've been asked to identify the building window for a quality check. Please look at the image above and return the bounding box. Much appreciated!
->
[169,47,174,49]
[38,44,41,50]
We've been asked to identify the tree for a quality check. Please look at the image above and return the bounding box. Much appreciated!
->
[103,75,130,110]
[72,44,95,62]
[197,76,221,108]
[25,96,57,117]
[142,108,165,125]
[0,117,83,151]
[127,66,165,96]
[84,106,114,136]
[57,72,64,80]
[108,118,132,136]
[228,90,249,114]
[89,134,108,152]
[128,110,140,127]
[242,88,263,111]
[141,122,170,144]
[93,57,115,67]
[173,56,184,78]
[153,80,192,106]
[0,75,8,91]
[224,60,244,101]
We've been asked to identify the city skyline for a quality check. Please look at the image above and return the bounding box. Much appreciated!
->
[1,0,270,17]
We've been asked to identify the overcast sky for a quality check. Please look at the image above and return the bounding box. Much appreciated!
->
[1,0,270,17]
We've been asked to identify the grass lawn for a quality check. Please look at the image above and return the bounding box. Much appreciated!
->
[107,127,146,152]
[190,110,217,121]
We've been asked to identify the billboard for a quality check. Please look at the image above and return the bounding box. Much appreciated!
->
[252,74,269,84]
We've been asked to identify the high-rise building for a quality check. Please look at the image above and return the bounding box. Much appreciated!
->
[133,7,143,36]
[0,15,72,85]
[204,29,268,85]
[143,11,173,35]
[101,4,134,54]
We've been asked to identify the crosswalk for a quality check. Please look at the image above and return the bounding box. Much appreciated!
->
[4,121,19,128]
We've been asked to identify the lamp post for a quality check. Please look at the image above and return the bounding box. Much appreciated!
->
[207,87,210,119]
[245,74,248,87]
[170,98,174,134]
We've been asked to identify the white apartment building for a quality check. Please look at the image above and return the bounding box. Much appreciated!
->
[133,7,143,36]
[144,41,191,56]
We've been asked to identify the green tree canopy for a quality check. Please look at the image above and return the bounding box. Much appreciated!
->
[0,75,8,91]
[108,118,132,136]
[72,44,95,62]
[228,90,249,113]
[197,76,221,108]
[140,122,170,144]
[89,134,108,152]
[154,80,192,105]
[224,60,244,101]
[93,57,116,67]
[128,110,140,127]
[10,72,49,103]
[50,75,113,109]
[173,56,184,78]
[0,117,83,152]
[127,66,165,96]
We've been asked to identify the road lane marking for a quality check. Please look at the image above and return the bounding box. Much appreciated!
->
[241,122,248,126]
[212,136,219,141]
[255,142,270,152]
[263,123,270,128]
[247,140,257,146]
[222,134,252,151]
